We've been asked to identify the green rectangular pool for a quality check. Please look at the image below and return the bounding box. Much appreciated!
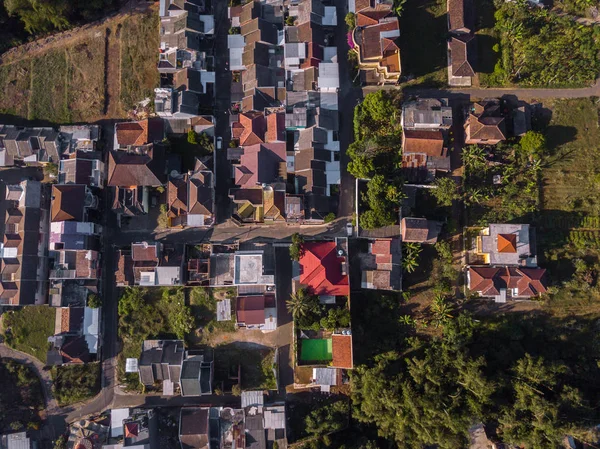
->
[300,338,333,362]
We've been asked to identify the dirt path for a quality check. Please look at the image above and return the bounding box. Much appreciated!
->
[105,23,123,117]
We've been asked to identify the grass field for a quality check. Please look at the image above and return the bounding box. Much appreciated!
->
[541,99,600,214]
[398,0,447,87]
[2,306,55,363]
[300,339,333,362]
[0,7,158,123]
[120,10,160,110]
[51,362,101,406]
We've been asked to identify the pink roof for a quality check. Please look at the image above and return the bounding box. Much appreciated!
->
[234,143,286,188]
[299,242,350,296]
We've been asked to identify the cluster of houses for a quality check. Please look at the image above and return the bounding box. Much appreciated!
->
[348,0,401,85]
[227,0,342,222]
[0,125,102,364]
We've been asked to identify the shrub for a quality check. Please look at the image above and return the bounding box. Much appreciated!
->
[290,233,305,261]
[324,212,336,223]
[87,294,102,308]
[187,129,198,144]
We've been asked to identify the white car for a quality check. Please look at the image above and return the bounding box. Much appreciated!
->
[346,222,353,237]
[216,137,223,150]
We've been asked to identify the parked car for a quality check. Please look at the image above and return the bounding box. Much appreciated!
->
[346,222,353,237]
[216,137,223,150]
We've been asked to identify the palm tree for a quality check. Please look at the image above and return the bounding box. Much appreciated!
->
[402,255,419,273]
[286,288,316,320]
[399,315,416,327]
[462,145,487,174]
[430,294,455,327]
[402,242,422,273]
[465,187,489,205]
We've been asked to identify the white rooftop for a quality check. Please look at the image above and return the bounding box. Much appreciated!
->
[110,408,130,438]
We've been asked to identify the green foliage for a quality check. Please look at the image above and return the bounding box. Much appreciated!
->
[2,306,55,362]
[402,242,422,273]
[345,12,355,29]
[4,0,69,34]
[53,435,67,449]
[285,15,295,26]
[187,129,198,144]
[0,360,43,432]
[51,363,101,406]
[87,293,101,309]
[231,384,241,396]
[320,307,351,331]
[493,1,600,87]
[324,212,336,223]
[286,288,319,322]
[393,0,407,16]
[43,162,58,178]
[305,400,349,436]
[431,177,460,207]
[520,130,546,159]
[290,233,305,261]
[359,175,401,229]
[161,288,195,339]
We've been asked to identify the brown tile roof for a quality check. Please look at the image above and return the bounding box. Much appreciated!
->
[356,9,391,26]
[266,111,285,143]
[450,35,475,77]
[447,0,473,33]
[107,146,165,187]
[401,218,430,242]
[132,242,159,262]
[59,306,84,334]
[115,119,164,147]
[332,334,353,369]
[359,19,399,61]
[403,130,446,157]
[468,266,547,298]
[116,250,134,286]
[238,111,266,146]
[189,177,214,216]
[236,295,265,325]
[60,335,90,364]
[355,0,373,13]
[51,184,86,222]
[466,102,506,143]
[234,143,286,188]
[167,178,188,218]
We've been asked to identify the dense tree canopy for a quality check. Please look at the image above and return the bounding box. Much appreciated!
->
[351,313,600,449]
[492,1,600,87]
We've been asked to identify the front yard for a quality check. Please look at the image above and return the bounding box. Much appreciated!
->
[2,306,55,363]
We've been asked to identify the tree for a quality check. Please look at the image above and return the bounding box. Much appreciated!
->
[462,145,487,174]
[432,177,460,207]
[320,307,351,330]
[305,400,349,436]
[430,294,454,327]
[324,212,336,223]
[187,129,198,145]
[402,242,421,273]
[289,233,304,261]
[87,293,101,309]
[520,131,546,159]
[398,315,416,327]
[53,435,67,449]
[5,0,70,34]
[286,288,318,321]
[162,288,194,339]
[345,12,355,29]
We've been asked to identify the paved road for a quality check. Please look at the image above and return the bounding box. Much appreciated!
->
[367,77,600,100]
[274,246,294,392]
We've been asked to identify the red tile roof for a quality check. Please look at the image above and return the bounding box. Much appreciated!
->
[266,112,285,143]
[299,242,350,296]
[498,234,517,253]
[237,112,266,146]
[468,266,547,298]
[116,119,164,147]
[236,295,265,325]
[332,334,353,369]
[403,130,446,157]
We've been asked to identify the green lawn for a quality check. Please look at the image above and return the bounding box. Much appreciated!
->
[398,0,447,87]
[120,10,160,109]
[29,49,70,122]
[300,339,332,362]
[2,306,55,363]
[51,362,101,406]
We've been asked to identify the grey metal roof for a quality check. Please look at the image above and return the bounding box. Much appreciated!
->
[314,367,337,386]
[241,390,264,408]
[263,406,285,430]
[1,432,31,449]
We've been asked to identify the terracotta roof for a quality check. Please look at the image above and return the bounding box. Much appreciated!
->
[332,334,353,369]
[115,119,164,147]
[60,306,84,334]
[266,112,285,143]
[467,115,506,142]
[132,242,159,262]
[360,19,399,61]
[447,0,473,32]
[51,184,86,222]
[450,35,475,77]
[355,0,374,13]
[107,146,165,187]
[401,218,429,242]
[238,111,266,146]
[403,130,446,157]
[116,250,134,286]
[236,295,265,325]
[497,234,517,253]
[167,178,188,218]
[299,241,350,296]
[468,266,547,298]
[234,143,286,188]
[124,422,139,438]
[60,335,90,363]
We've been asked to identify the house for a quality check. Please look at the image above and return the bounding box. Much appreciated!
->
[360,238,402,291]
[48,306,99,365]
[122,409,158,448]
[401,130,450,181]
[114,119,165,150]
[59,125,100,155]
[180,353,214,396]
[108,145,166,217]
[401,98,453,130]
[229,184,286,223]
[447,0,473,34]
[295,0,337,26]
[298,241,350,298]
[0,180,48,306]
[236,294,277,331]
[179,408,210,449]
[350,2,401,84]
[48,249,101,280]
[241,391,288,449]
[49,278,98,307]
[474,224,537,266]
[49,221,101,252]
[401,218,442,244]
[513,104,532,137]
[332,333,353,369]
[167,158,215,228]
[0,125,60,167]
[58,151,105,187]
[51,184,98,222]
[312,367,339,392]
[209,243,275,287]
[232,143,287,189]
[116,241,184,287]
[231,111,286,146]
[464,100,506,145]
[467,266,547,302]
[0,432,34,449]
[448,34,476,87]
[138,339,185,387]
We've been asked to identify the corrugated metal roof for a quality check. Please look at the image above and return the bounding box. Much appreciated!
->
[241,390,264,408]
[263,406,285,429]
